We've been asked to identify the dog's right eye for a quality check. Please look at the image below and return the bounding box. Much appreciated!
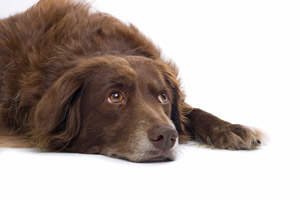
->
[158,93,169,104]
[108,91,125,104]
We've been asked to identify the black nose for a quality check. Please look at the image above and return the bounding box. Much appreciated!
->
[148,125,178,151]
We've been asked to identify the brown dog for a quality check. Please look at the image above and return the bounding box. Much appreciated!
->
[0,0,262,162]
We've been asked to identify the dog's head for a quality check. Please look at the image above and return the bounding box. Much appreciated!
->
[33,55,184,162]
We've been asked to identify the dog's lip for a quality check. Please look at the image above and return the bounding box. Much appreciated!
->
[143,155,171,162]
[145,150,175,162]
[110,150,176,162]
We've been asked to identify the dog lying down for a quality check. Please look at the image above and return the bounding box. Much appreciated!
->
[0,0,263,162]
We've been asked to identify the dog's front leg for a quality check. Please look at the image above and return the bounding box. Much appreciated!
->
[184,105,262,150]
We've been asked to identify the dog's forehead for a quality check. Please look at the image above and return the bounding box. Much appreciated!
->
[125,56,166,80]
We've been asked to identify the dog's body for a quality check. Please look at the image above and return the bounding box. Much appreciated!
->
[0,0,262,162]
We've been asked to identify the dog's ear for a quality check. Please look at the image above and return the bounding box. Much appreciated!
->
[161,62,191,136]
[32,68,85,150]
[170,86,183,133]
[160,61,195,143]
[32,56,129,150]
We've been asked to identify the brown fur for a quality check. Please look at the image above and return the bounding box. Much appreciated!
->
[0,0,262,162]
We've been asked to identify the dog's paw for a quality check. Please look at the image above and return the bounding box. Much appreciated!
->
[207,124,263,150]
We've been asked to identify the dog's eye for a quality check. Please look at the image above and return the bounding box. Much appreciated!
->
[158,93,169,104]
[108,92,125,104]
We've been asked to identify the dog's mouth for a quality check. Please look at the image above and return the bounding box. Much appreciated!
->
[143,156,172,162]
[105,138,179,163]
[110,149,177,163]
[140,150,177,162]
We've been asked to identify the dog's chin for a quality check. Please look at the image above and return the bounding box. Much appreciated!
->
[141,150,177,162]
[100,139,179,162]
[109,149,177,163]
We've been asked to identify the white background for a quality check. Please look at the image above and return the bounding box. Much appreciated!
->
[0,0,299,200]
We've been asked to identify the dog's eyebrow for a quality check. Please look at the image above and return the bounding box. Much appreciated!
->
[105,73,136,90]
[147,80,168,94]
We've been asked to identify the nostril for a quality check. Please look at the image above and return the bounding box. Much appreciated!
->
[171,134,177,142]
[151,134,164,142]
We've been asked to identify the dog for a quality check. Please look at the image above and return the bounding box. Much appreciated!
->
[0,0,262,162]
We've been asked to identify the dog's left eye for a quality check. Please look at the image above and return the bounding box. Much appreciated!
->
[108,91,125,104]
[158,93,169,104]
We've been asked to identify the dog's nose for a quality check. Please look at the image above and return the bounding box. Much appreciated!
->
[148,125,178,151]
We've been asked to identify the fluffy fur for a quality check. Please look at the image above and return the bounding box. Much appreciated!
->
[0,0,262,162]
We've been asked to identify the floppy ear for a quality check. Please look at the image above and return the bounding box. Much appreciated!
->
[161,62,192,140]
[32,69,85,150]
[169,84,193,142]
[31,56,131,150]
[170,86,183,133]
